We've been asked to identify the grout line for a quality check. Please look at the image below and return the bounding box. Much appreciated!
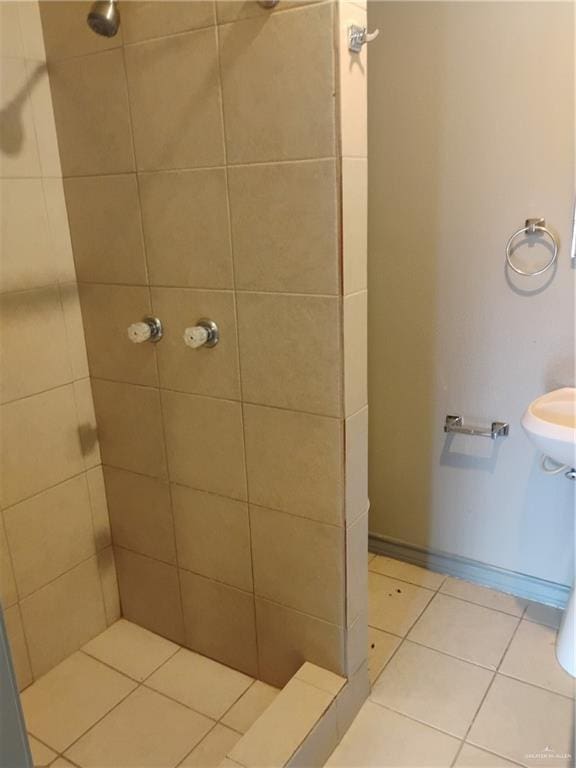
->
[90,374,344,421]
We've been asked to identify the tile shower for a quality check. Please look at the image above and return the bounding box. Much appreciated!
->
[0,0,369,736]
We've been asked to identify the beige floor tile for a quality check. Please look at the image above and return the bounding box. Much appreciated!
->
[368,572,434,636]
[82,619,179,682]
[325,700,460,767]
[180,724,242,768]
[525,601,564,630]
[368,627,401,685]
[440,577,527,617]
[146,647,253,720]
[51,759,75,768]
[27,735,57,768]
[455,743,524,767]
[500,620,574,698]
[65,686,213,768]
[408,594,519,669]
[21,652,136,753]
[367,553,377,563]
[371,640,493,737]
[468,675,574,767]
[369,556,446,590]
[221,681,280,734]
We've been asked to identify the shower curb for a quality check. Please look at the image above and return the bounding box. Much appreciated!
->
[220,661,369,768]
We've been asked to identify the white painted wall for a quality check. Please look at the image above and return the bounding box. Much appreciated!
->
[368,1,575,585]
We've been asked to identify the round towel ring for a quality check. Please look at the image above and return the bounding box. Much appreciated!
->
[505,218,559,277]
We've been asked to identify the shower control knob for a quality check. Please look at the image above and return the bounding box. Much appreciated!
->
[183,319,219,349]
[127,317,163,344]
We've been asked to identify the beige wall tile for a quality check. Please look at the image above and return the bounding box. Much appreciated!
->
[255,598,345,687]
[20,556,107,678]
[49,50,134,176]
[42,179,75,283]
[343,290,367,416]
[104,466,175,564]
[1,1,24,57]
[122,1,215,43]
[114,546,184,643]
[180,570,258,677]
[39,0,123,61]
[172,484,252,592]
[0,520,18,608]
[0,179,54,293]
[4,475,96,598]
[295,661,346,696]
[338,2,367,157]
[124,29,224,171]
[162,390,246,500]
[216,1,323,25]
[60,282,89,379]
[244,404,343,525]
[139,169,232,288]
[92,379,167,478]
[288,699,339,768]
[237,293,342,416]
[219,4,336,163]
[4,604,33,690]
[27,62,61,177]
[4,605,33,690]
[152,288,240,399]
[228,160,339,294]
[250,505,345,624]
[345,406,368,525]
[346,611,368,677]
[346,513,368,627]
[64,175,147,285]
[86,466,111,551]
[0,59,41,178]
[0,385,85,508]
[80,283,158,386]
[73,378,101,469]
[334,662,370,739]
[0,286,72,404]
[342,158,367,294]
[97,546,121,625]
[18,2,47,62]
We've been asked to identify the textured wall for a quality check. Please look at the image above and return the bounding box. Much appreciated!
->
[368,1,574,585]
[42,0,368,686]
[0,1,119,691]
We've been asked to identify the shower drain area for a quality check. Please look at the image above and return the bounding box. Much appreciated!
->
[20,618,364,768]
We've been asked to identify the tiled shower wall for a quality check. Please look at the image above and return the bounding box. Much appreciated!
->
[0,1,119,691]
[41,0,368,687]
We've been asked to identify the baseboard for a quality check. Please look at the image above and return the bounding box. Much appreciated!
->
[369,533,571,609]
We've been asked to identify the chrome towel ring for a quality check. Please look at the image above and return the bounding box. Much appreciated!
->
[505,218,559,276]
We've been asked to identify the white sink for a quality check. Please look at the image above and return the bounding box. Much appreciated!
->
[522,386,576,678]
[521,387,576,467]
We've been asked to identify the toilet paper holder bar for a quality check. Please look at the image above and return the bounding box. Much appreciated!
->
[444,415,509,439]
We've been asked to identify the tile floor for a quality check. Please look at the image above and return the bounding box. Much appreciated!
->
[20,619,279,768]
[328,554,574,768]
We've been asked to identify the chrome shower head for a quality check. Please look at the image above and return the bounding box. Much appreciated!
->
[87,0,120,37]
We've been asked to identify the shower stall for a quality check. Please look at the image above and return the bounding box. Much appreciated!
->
[0,1,369,765]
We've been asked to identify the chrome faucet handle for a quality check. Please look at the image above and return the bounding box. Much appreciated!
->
[183,319,219,349]
[348,24,379,53]
[127,317,163,343]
